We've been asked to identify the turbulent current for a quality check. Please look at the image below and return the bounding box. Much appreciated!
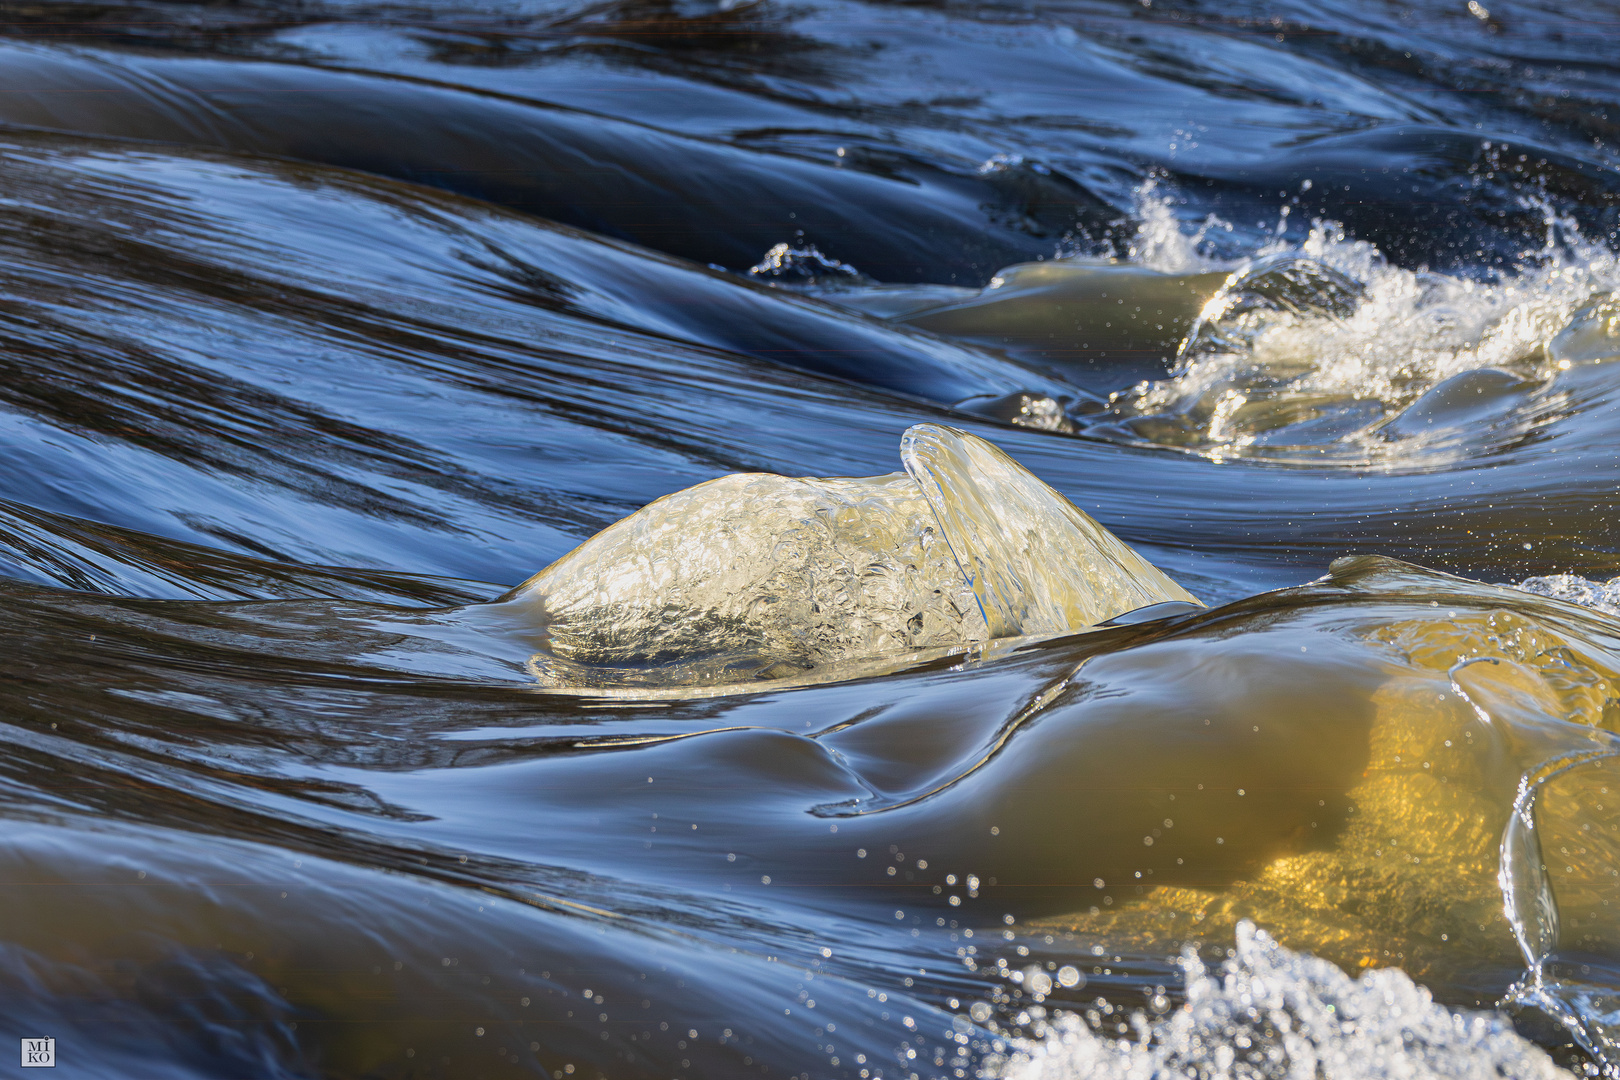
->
[4,1,1620,1077]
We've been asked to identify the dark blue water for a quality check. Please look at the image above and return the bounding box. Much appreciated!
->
[1,1,1620,1076]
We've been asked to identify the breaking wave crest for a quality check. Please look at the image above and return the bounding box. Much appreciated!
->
[1091,193,1620,464]
[988,922,1570,1080]
[1516,574,1620,618]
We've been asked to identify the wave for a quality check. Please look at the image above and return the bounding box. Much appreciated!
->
[989,922,1570,1080]
[509,424,1197,689]
[844,176,1620,467]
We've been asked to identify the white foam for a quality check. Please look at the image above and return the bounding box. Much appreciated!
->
[1096,181,1620,461]
[1515,574,1620,617]
[747,241,868,285]
[1121,175,1238,275]
[984,922,1571,1080]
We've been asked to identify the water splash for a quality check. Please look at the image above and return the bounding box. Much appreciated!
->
[1516,575,1620,618]
[1079,184,1620,464]
[748,241,871,285]
[986,921,1571,1080]
[1121,176,1239,275]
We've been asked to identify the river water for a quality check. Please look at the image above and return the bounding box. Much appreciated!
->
[1,1,1619,1077]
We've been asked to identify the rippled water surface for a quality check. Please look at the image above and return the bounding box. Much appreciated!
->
[4,0,1620,1076]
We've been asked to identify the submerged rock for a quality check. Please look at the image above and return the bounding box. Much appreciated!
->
[1007,557,1620,1068]
[499,424,1198,688]
[894,259,1227,392]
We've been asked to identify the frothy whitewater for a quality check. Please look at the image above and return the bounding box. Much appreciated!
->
[991,923,1569,1080]
[1095,183,1620,464]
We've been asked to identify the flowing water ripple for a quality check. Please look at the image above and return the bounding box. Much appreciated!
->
[1,1,1620,1077]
